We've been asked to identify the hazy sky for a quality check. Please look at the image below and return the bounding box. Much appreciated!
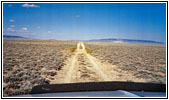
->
[3,3,166,42]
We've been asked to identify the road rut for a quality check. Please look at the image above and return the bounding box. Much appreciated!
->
[64,42,110,83]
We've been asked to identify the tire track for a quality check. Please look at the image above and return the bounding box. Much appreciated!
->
[64,42,110,83]
[64,53,78,83]
[86,54,110,81]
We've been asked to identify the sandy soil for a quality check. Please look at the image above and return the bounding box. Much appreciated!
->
[85,42,166,83]
[64,42,110,83]
[3,39,166,96]
[50,42,147,84]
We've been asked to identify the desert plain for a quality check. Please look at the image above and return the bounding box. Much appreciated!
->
[3,39,166,96]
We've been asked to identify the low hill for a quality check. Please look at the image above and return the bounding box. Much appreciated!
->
[3,35,27,39]
[89,38,165,44]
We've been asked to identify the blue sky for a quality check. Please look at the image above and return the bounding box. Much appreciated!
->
[3,3,166,42]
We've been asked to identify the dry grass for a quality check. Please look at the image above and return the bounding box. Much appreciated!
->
[3,39,76,96]
[3,39,166,96]
[69,47,76,53]
[85,42,166,84]
[85,48,92,54]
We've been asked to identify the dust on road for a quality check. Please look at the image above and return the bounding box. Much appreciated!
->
[50,42,147,84]
[64,42,111,83]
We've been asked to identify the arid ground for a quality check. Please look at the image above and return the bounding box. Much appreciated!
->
[3,39,166,96]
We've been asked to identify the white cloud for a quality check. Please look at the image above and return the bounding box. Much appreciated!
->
[7,28,15,32]
[48,31,52,33]
[10,25,15,28]
[21,3,40,8]
[8,5,13,7]
[9,19,15,22]
[21,27,27,31]
[19,27,28,32]
[5,27,28,33]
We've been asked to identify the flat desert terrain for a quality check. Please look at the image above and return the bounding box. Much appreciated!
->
[3,39,166,96]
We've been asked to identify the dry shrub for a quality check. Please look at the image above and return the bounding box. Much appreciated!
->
[69,47,76,52]
[86,48,92,54]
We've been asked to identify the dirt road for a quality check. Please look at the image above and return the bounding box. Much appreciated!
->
[50,42,112,83]
[50,42,146,84]
[64,42,111,83]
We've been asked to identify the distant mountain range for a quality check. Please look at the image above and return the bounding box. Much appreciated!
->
[88,38,165,44]
[3,35,165,44]
[3,35,27,39]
